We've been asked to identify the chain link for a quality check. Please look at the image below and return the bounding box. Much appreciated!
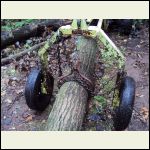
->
[57,68,95,96]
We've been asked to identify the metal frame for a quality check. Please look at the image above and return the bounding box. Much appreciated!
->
[38,19,126,93]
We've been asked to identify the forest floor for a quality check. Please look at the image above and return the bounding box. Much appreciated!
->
[1,25,149,131]
[109,27,149,131]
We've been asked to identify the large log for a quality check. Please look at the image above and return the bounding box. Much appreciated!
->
[1,19,71,49]
[45,36,98,131]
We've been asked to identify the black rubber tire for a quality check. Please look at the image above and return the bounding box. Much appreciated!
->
[25,68,54,111]
[114,76,135,131]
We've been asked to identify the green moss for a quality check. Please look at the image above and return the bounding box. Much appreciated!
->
[91,107,98,114]
[2,19,34,31]
[100,47,125,69]
[96,31,125,69]
[38,32,59,94]
[112,89,120,108]
[6,68,17,76]
[41,81,47,94]
[103,80,115,93]
[100,75,115,92]
[94,95,107,108]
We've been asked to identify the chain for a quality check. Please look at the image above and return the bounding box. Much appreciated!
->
[45,32,93,96]
[58,68,95,96]
[48,28,125,98]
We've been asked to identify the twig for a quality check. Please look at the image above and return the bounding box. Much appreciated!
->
[126,50,149,55]
[1,42,45,66]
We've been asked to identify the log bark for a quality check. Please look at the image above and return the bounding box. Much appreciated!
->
[45,36,98,131]
[1,19,70,49]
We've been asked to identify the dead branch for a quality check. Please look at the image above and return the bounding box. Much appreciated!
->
[1,42,45,66]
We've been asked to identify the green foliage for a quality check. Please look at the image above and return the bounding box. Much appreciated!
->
[24,43,31,49]
[112,89,120,108]
[1,19,33,31]
[104,81,114,93]
[97,29,125,69]
[41,81,47,94]
[94,95,107,108]
[5,68,16,76]
[91,106,99,114]
[38,32,58,94]
[100,75,114,93]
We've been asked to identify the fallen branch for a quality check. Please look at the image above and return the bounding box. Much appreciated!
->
[1,19,71,49]
[1,42,45,66]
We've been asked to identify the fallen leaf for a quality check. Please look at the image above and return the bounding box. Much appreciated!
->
[140,107,149,113]
[139,95,144,98]
[42,120,46,123]
[136,93,144,98]
[140,107,149,120]
[107,114,112,119]
[25,115,33,122]
[8,79,17,86]
[137,45,141,48]
[30,61,36,67]
[143,113,149,120]
[11,77,19,81]
[140,40,144,44]
[133,64,138,68]
[3,78,9,85]
[144,72,148,76]
[1,66,7,70]
[13,111,17,114]
[137,54,142,59]
[5,99,12,104]
[10,127,16,130]
[16,89,24,94]
[1,91,6,96]
[22,112,30,118]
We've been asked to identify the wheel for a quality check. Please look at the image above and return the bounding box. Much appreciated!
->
[25,68,54,111]
[114,76,135,131]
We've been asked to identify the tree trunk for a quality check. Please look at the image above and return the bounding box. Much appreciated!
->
[1,19,71,49]
[45,36,98,131]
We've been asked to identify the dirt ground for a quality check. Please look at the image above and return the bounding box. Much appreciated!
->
[1,26,149,131]
[109,27,149,131]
